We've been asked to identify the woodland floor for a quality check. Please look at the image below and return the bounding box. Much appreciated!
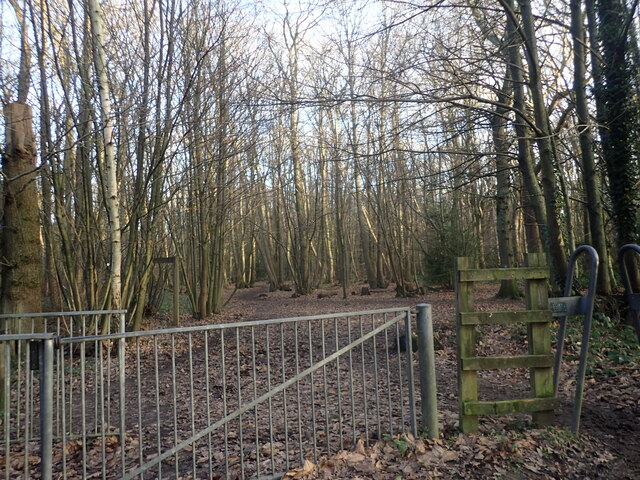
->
[172,280,640,480]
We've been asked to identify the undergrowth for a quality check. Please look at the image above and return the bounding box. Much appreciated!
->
[562,312,640,378]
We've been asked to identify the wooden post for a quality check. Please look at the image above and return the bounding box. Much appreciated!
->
[173,257,180,326]
[525,253,555,426]
[154,257,180,326]
[456,257,478,433]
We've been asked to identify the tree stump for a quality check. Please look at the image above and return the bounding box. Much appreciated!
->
[1,103,42,321]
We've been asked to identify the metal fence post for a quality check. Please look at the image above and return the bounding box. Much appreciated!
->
[119,312,127,471]
[416,304,439,438]
[3,339,11,474]
[404,310,418,436]
[551,245,599,434]
[39,336,54,480]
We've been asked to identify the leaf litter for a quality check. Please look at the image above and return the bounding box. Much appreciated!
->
[2,282,637,479]
[229,282,639,480]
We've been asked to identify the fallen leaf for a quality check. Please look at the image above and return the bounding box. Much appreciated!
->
[338,451,367,465]
[442,451,459,462]
[282,459,315,479]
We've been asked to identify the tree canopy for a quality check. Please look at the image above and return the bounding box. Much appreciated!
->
[1,0,638,323]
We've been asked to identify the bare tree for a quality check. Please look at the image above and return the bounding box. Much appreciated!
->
[87,0,122,310]
[571,0,612,293]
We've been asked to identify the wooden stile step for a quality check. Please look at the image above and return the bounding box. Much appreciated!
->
[459,310,553,325]
[461,354,554,371]
[463,397,557,416]
[457,267,549,282]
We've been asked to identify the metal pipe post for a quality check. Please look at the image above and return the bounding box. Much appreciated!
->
[551,245,598,434]
[404,310,418,436]
[119,312,127,471]
[416,304,439,438]
[4,340,11,476]
[39,337,54,480]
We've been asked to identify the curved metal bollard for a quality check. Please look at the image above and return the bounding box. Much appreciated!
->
[550,245,598,435]
[618,244,640,344]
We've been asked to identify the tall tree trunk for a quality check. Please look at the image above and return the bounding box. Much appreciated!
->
[65,1,99,310]
[571,0,612,294]
[29,0,57,309]
[317,107,334,285]
[87,0,122,310]
[517,0,568,288]
[209,31,230,314]
[348,49,377,289]
[492,76,520,297]
[505,0,548,259]
[129,0,155,331]
[327,108,349,298]
[1,103,43,321]
[289,102,312,294]
[470,0,519,290]
[1,104,42,415]
[592,0,640,289]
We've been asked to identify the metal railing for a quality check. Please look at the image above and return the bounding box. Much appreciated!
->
[0,310,126,480]
[1,307,429,480]
[550,245,598,434]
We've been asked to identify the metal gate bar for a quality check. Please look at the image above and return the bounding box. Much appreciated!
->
[550,245,599,434]
[1,307,421,480]
[121,310,412,479]
[0,334,55,480]
[0,311,126,480]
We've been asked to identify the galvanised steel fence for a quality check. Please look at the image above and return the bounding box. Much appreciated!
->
[0,307,429,480]
[1,311,126,480]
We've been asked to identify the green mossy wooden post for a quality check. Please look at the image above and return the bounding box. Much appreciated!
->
[456,254,556,433]
[456,257,478,433]
[525,253,555,426]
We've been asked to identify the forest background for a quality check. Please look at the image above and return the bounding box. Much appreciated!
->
[1,0,639,330]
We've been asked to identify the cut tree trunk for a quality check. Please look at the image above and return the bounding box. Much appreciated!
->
[1,103,43,321]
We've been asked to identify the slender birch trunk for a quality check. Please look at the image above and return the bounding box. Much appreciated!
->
[87,0,122,310]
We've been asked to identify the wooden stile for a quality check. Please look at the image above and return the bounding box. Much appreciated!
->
[455,254,556,433]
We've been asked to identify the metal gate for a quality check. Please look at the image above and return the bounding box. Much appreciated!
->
[1,307,424,479]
